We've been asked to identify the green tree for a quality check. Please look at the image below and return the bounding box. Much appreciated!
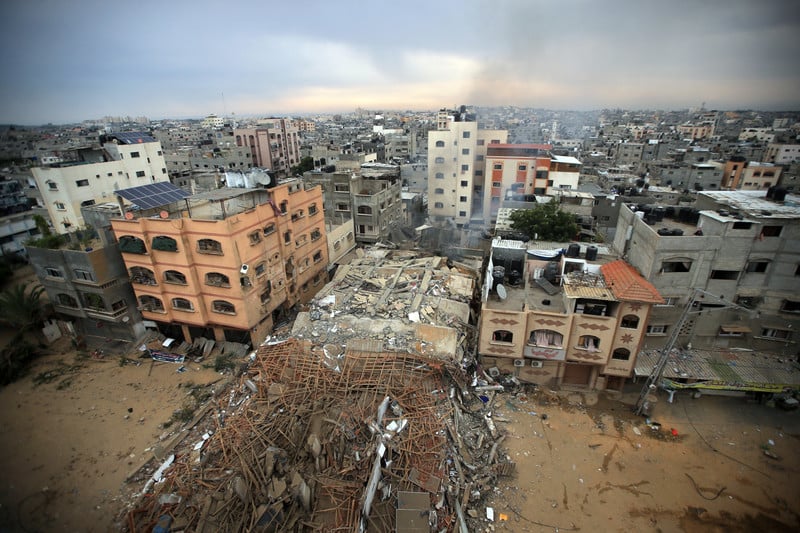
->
[0,282,47,331]
[508,200,578,241]
[291,156,315,176]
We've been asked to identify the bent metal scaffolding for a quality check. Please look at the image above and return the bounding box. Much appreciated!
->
[125,338,514,532]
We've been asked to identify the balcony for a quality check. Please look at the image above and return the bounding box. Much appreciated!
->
[85,307,128,321]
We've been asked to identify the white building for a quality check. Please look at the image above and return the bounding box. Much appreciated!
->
[31,132,169,233]
[427,108,507,226]
[765,143,800,165]
[201,114,225,129]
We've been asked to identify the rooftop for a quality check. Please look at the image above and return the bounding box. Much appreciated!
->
[699,190,800,219]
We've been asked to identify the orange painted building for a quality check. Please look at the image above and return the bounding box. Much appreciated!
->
[110,179,328,347]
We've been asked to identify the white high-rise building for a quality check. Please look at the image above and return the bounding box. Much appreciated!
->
[427,108,506,226]
[31,132,170,233]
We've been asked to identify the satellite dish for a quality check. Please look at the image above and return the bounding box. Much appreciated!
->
[124,212,134,220]
[496,284,507,300]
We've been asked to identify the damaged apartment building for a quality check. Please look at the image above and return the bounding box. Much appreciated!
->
[109,177,328,347]
[478,239,664,390]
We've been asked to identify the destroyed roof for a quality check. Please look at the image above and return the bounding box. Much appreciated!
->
[292,250,477,360]
[600,259,664,304]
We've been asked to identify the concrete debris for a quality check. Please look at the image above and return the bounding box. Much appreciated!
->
[124,337,515,532]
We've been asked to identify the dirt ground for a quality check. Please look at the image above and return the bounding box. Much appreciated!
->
[0,338,798,532]
[0,341,226,533]
[484,387,800,533]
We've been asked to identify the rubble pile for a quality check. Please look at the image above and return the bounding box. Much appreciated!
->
[126,339,514,532]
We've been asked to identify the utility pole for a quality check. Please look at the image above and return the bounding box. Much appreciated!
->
[635,289,755,416]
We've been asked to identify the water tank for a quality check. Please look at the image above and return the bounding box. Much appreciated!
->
[657,228,672,236]
[566,243,580,258]
[585,245,598,261]
[544,261,559,282]
[491,266,505,290]
[653,206,665,221]
[670,229,684,236]
[773,188,787,202]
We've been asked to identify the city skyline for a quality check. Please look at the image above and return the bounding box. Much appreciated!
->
[1,0,799,125]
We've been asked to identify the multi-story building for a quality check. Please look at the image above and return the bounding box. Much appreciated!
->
[721,156,748,189]
[739,162,782,191]
[110,178,329,347]
[482,144,551,222]
[30,132,170,233]
[613,190,800,353]
[26,204,146,346]
[200,114,225,129]
[234,119,301,177]
[477,240,663,390]
[765,143,800,165]
[427,107,507,226]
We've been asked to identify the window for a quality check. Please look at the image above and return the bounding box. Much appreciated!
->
[459,196,467,202]
[334,184,350,193]
[135,171,146,177]
[138,295,164,312]
[490,139,500,144]
[164,270,187,284]
[745,261,768,273]
[461,164,469,172]
[313,251,323,263]
[491,330,513,344]
[57,294,79,308]
[308,203,318,216]
[760,225,782,237]
[151,236,178,252]
[462,131,471,138]
[475,170,483,177]
[74,269,95,282]
[291,210,304,221]
[45,267,63,278]
[476,155,484,161]
[577,335,600,351]
[462,148,470,155]
[528,329,563,347]
[205,272,230,287]
[263,223,276,236]
[620,315,639,329]
[111,300,126,312]
[492,181,502,188]
[781,300,800,313]
[612,348,631,361]
[434,202,444,208]
[130,151,140,158]
[646,325,668,335]
[336,203,350,212]
[477,139,484,146]
[295,234,308,247]
[212,300,236,314]
[172,298,194,311]
[493,164,502,170]
[459,211,467,216]
[518,164,527,171]
[760,328,791,340]
[48,182,58,190]
[435,140,445,147]
[280,200,288,214]
[661,259,692,273]
[535,170,547,179]
[249,231,262,244]
[732,221,752,230]
[80,199,95,207]
[357,206,373,215]
[434,188,444,195]
[284,231,292,245]
[460,180,468,187]
[76,179,89,187]
[655,297,677,307]
[435,172,444,179]
[434,157,445,164]
[55,202,66,210]
[260,281,272,303]
[310,228,321,241]
[710,270,739,280]
[197,238,222,254]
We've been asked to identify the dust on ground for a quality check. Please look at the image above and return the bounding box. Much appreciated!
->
[482,387,800,533]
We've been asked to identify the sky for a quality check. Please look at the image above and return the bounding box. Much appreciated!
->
[1,0,799,125]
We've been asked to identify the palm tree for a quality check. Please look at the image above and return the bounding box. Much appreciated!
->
[0,282,47,332]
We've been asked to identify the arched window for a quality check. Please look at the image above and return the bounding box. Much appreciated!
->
[492,330,513,344]
[577,335,600,352]
[197,238,223,254]
[212,300,236,314]
[119,235,146,254]
[435,140,445,147]
[130,266,156,285]
[57,293,79,308]
[172,298,194,311]
[528,329,563,347]
[612,348,631,361]
[151,235,178,252]
[138,295,164,312]
[205,272,230,287]
[620,315,639,329]
[164,270,187,284]
[357,206,373,215]
[434,188,444,194]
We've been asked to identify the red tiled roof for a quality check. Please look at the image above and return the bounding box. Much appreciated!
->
[600,260,664,304]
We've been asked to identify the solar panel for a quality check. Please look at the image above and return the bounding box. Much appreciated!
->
[115,182,190,211]
[110,132,157,144]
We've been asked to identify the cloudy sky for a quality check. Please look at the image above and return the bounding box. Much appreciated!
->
[1,0,798,124]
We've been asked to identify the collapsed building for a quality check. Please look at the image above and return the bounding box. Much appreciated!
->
[126,250,514,532]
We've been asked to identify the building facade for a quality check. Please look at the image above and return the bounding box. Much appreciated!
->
[110,179,329,347]
[234,119,301,177]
